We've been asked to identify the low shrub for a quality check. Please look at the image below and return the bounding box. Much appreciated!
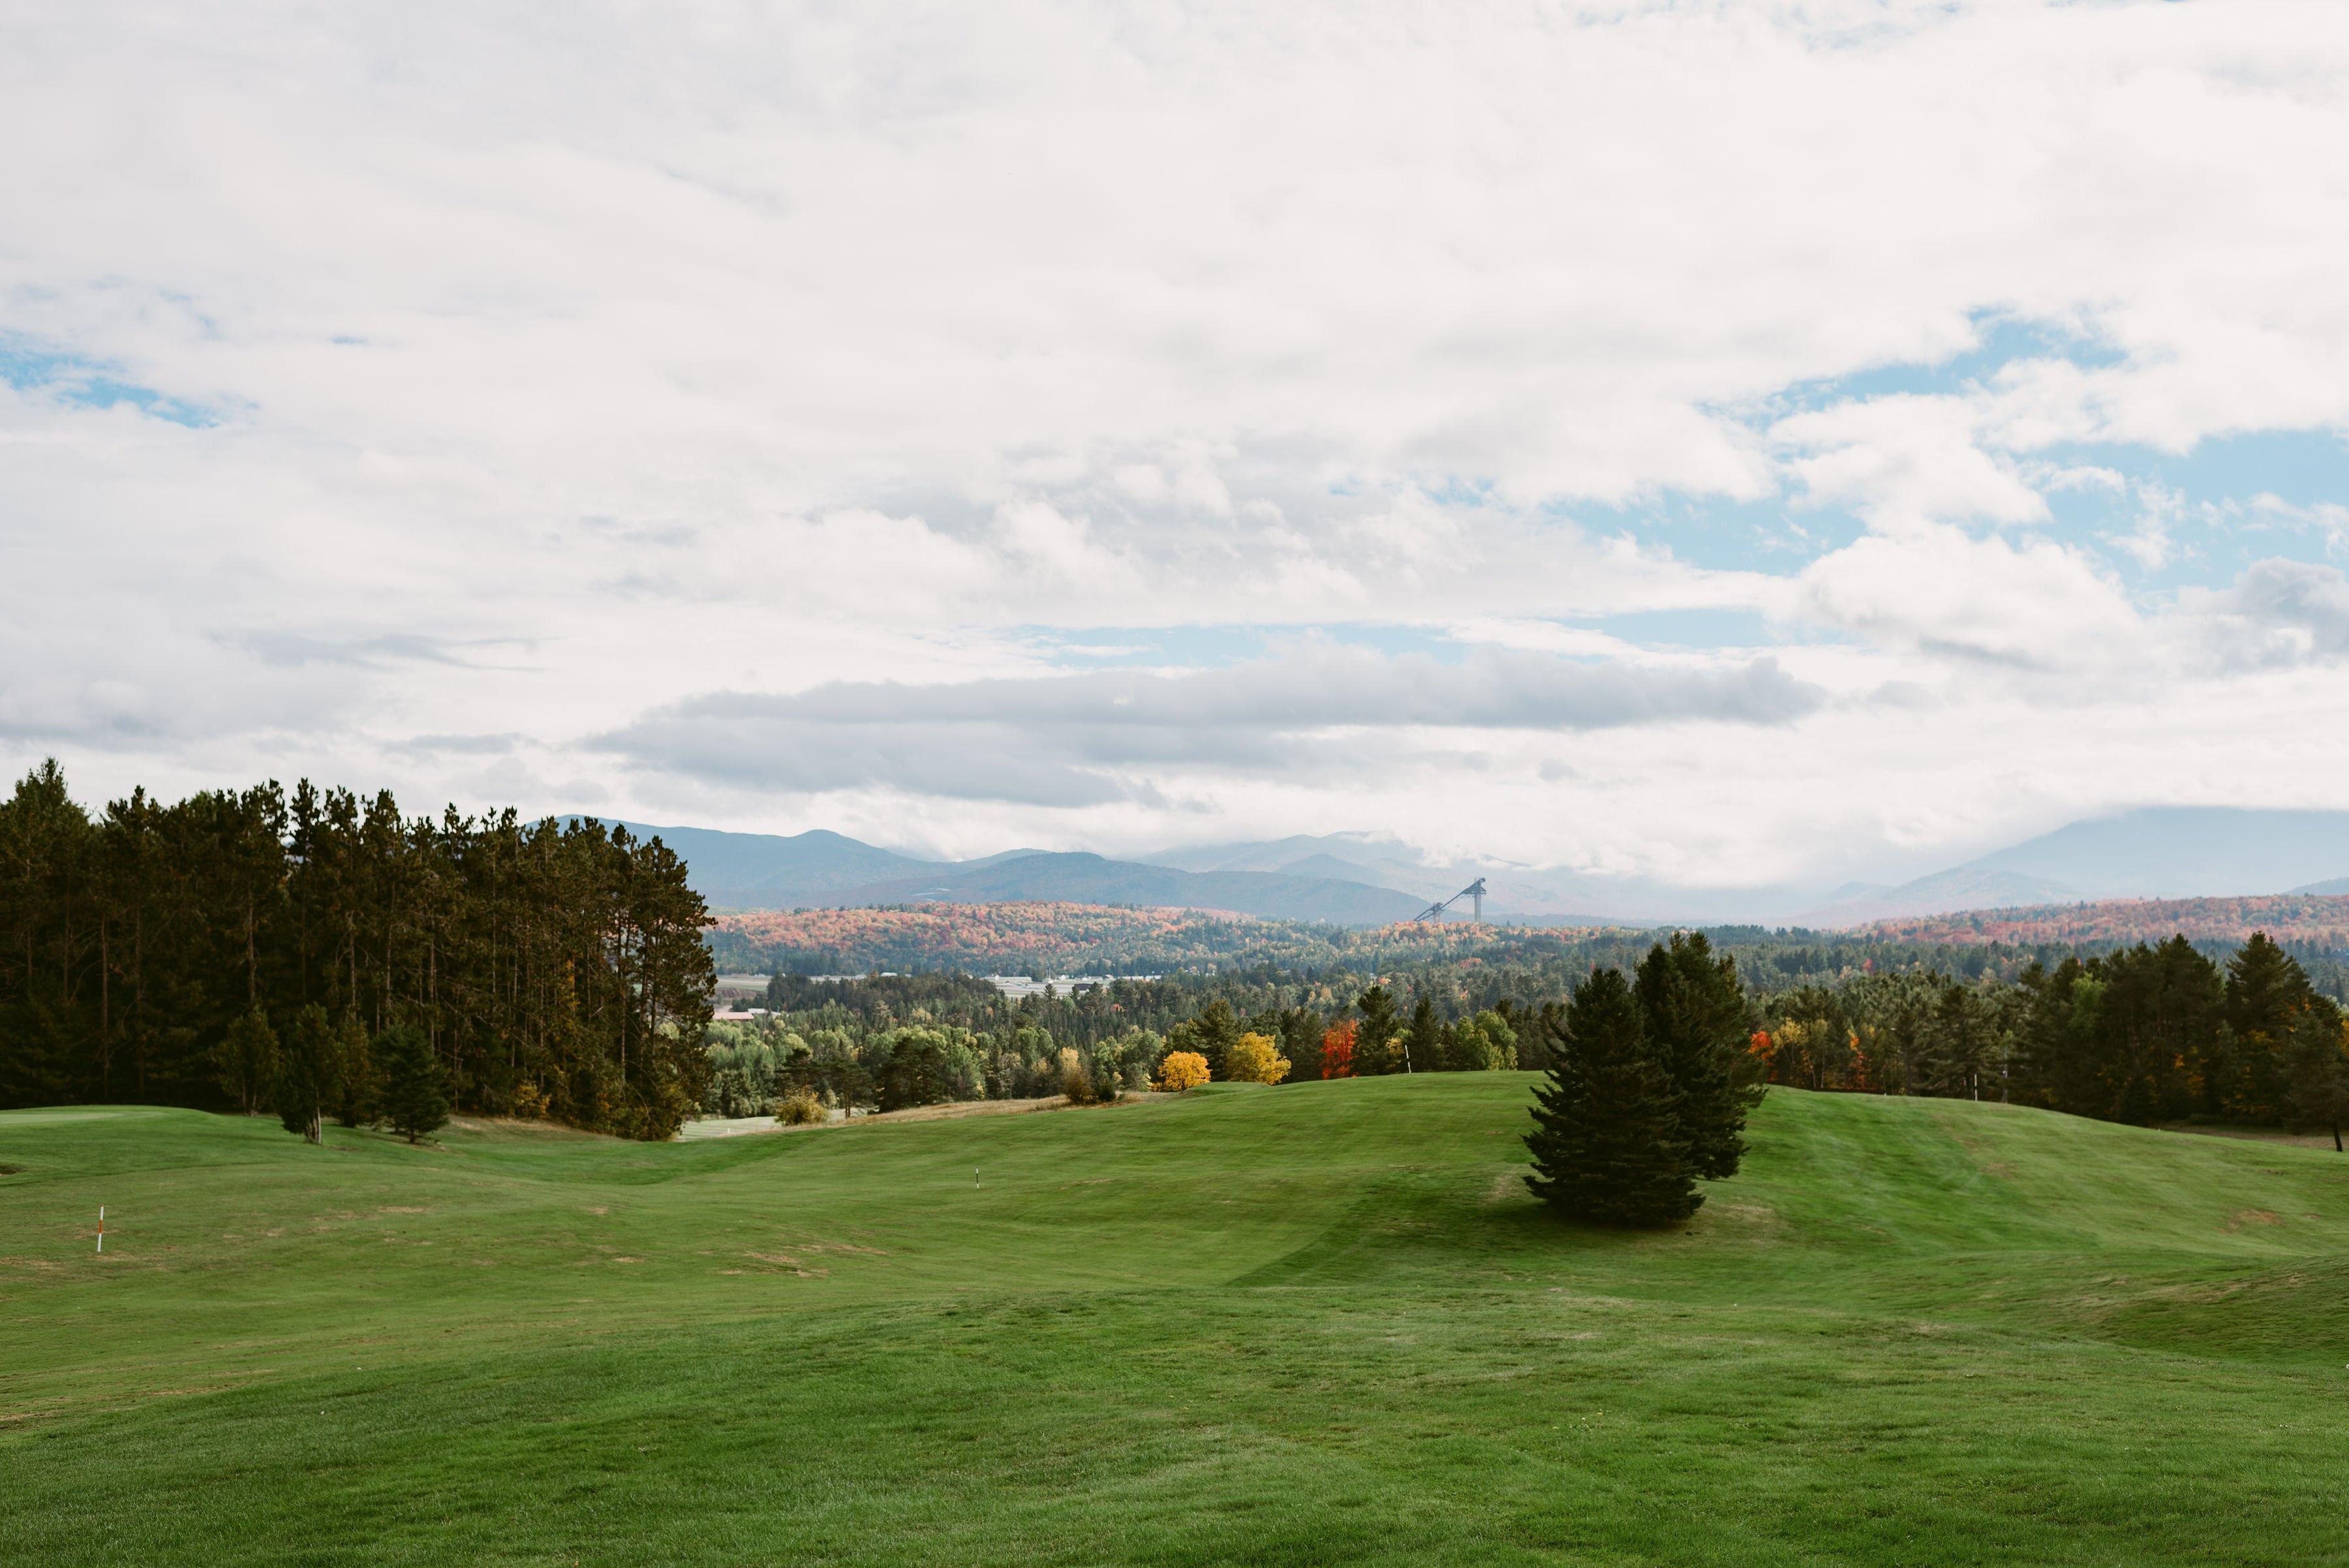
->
[775,1090,826,1126]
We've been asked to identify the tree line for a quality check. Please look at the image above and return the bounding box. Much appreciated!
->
[737,929,2349,1150]
[0,761,714,1139]
[1753,932,2349,1145]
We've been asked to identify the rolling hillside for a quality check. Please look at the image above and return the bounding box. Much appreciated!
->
[7,1084,2349,1563]
[1858,892,2349,949]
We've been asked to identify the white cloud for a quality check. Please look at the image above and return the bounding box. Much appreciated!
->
[5,0,2349,884]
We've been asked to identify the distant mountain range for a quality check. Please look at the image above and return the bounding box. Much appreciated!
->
[592,822,1427,924]
[594,805,2349,929]
[1798,807,2349,925]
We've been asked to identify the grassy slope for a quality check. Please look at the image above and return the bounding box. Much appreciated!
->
[5,1079,2348,1565]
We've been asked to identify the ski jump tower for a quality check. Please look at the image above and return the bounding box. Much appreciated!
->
[1412,877,1488,925]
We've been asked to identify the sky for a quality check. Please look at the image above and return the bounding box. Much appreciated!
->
[7,0,2349,893]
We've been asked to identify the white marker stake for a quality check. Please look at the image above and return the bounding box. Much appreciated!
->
[96,1206,104,1254]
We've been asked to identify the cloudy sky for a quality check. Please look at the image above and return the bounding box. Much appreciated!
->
[7,0,2349,890]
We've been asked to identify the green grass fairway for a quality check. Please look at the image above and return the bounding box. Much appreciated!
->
[7,1080,2349,1565]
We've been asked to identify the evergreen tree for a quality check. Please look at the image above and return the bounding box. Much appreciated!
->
[377,1024,448,1144]
[1166,999,1242,1081]
[274,1003,339,1143]
[2091,938,2218,1124]
[329,1011,377,1127]
[2283,1009,2349,1152]
[876,1030,948,1110]
[1353,985,1401,1075]
[215,1007,280,1115]
[1633,933,1757,1179]
[1524,966,1700,1227]
[1277,1006,1325,1083]
[1402,995,1441,1073]
[2224,932,2315,1121]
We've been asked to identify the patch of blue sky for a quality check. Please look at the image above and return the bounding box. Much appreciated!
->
[2027,428,2349,593]
[1537,486,1869,577]
[1760,311,2124,414]
[2055,428,2349,514]
[0,335,217,427]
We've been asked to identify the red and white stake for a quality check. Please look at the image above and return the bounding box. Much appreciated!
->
[96,1205,104,1254]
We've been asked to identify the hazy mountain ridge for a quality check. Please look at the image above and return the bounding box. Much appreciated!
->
[601,805,2349,929]
[809,851,1428,924]
[594,822,1428,925]
[1856,893,2349,949]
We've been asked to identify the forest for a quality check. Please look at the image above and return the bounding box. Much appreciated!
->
[0,761,714,1137]
[707,932,2349,1145]
[11,758,2349,1146]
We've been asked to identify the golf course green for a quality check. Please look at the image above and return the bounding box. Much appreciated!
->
[5,1077,2347,1565]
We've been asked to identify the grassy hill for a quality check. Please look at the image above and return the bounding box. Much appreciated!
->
[5,1082,2349,1564]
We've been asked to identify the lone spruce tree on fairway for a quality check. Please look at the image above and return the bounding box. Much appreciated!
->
[275,1004,341,1145]
[1635,933,1761,1179]
[1524,966,1702,1226]
[378,1024,449,1145]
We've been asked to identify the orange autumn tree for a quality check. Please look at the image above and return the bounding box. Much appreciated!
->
[1154,1050,1210,1093]
[1320,1019,1357,1079]
[1226,1031,1292,1084]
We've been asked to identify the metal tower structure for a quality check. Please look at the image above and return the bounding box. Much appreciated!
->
[1411,876,1488,925]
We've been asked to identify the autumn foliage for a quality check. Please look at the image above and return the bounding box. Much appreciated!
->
[1319,1019,1357,1079]
[1858,893,2349,950]
[707,901,1633,977]
[1155,1051,1210,1092]
[1225,1031,1292,1084]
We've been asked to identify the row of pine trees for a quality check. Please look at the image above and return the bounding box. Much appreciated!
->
[1754,933,2349,1141]
[0,761,715,1139]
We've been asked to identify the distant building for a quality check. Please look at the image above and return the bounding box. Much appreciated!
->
[983,975,1161,1000]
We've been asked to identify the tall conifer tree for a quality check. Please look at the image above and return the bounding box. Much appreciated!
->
[274,1003,339,1143]
[1402,995,1441,1074]
[1524,966,1700,1226]
[1633,933,1758,1179]
[378,1023,449,1144]
[1353,985,1401,1076]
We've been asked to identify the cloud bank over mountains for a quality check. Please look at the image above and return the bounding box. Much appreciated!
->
[7,0,2349,889]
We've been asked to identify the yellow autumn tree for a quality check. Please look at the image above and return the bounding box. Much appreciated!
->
[1225,1031,1291,1084]
[1154,1050,1210,1092]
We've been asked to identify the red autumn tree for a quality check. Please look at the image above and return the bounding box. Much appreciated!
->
[1320,1019,1357,1079]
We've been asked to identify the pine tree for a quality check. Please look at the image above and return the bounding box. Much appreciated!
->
[1182,1000,1242,1081]
[1402,995,1441,1073]
[329,1011,377,1127]
[1353,985,1400,1076]
[215,1008,281,1115]
[2283,1008,2349,1152]
[377,1023,448,1145]
[1524,966,1701,1227]
[1633,933,1758,1179]
[2224,932,2315,1122]
[274,1003,339,1144]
